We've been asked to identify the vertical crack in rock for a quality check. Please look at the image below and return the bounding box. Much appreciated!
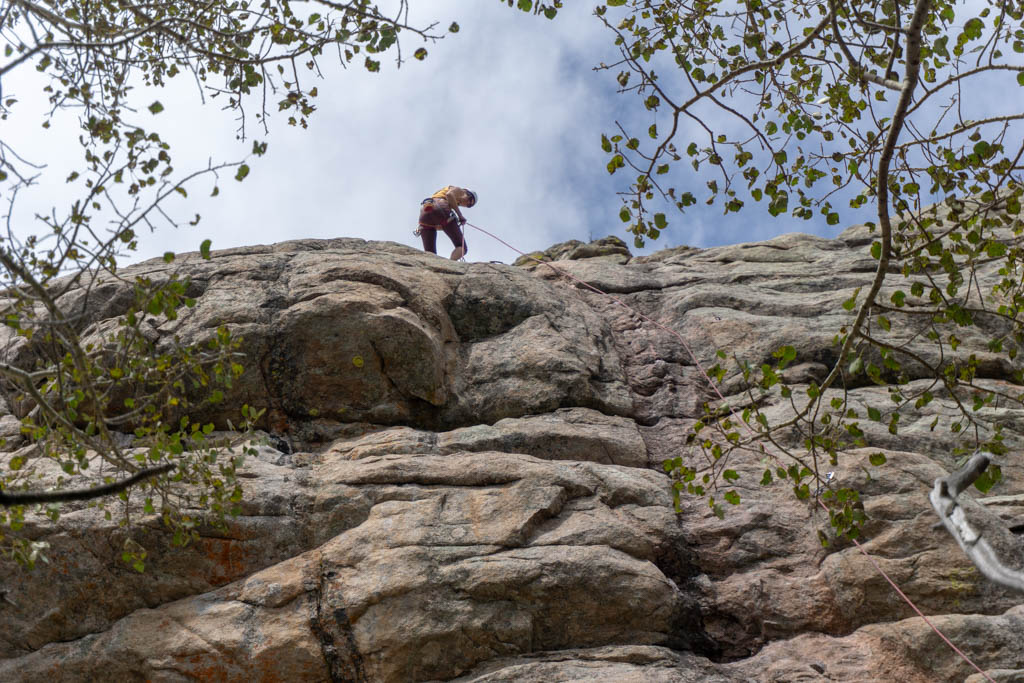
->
[563,284,726,660]
[309,562,366,683]
[258,332,291,425]
[367,339,401,396]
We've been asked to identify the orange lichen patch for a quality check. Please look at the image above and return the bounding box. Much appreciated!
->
[175,646,322,682]
[199,537,251,585]
[175,653,250,683]
[180,660,228,682]
[267,408,290,435]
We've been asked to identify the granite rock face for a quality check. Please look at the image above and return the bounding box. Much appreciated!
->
[2,230,1023,681]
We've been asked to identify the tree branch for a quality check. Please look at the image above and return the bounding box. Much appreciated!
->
[829,0,904,91]
[0,462,175,505]
[815,0,932,400]
[930,453,1024,593]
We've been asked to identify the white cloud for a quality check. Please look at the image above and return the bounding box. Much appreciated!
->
[9,2,1016,267]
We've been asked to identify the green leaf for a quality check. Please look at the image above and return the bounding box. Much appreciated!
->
[891,290,906,307]
[148,101,164,115]
[974,464,1002,493]
[724,490,741,505]
[200,239,212,260]
[1017,72,1024,87]
[235,164,250,182]
[842,287,860,311]
[963,17,984,40]
[869,452,887,466]
[413,47,428,61]
[723,469,740,482]
[654,213,668,229]
[776,345,797,367]
[619,207,631,223]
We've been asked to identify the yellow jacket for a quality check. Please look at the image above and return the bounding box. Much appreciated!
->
[430,186,473,222]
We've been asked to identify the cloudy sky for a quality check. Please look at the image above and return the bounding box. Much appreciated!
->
[2,1,896,265]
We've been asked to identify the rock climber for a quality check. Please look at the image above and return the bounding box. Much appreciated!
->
[416,186,477,260]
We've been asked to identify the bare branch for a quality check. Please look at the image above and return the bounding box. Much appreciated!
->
[828,0,904,91]
[815,0,932,400]
[0,462,175,505]
[930,453,1024,593]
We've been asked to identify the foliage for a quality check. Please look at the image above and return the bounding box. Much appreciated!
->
[0,0,482,569]
[598,0,1023,537]
[504,0,564,18]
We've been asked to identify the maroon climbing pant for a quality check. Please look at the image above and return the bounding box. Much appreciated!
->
[418,198,467,255]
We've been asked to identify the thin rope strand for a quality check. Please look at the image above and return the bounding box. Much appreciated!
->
[465,221,997,683]
[830,498,995,682]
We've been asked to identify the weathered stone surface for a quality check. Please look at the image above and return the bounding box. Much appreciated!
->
[322,407,648,468]
[723,603,1024,682]
[451,645,735,682]
[0,449,309,660]
[32,240,632,432]
[512,235,632,268]
[3,230,1024,681]
[0,451,711,681]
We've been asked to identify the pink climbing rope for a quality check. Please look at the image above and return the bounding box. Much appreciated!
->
[465,221,997,683]
[832,500,995,682]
